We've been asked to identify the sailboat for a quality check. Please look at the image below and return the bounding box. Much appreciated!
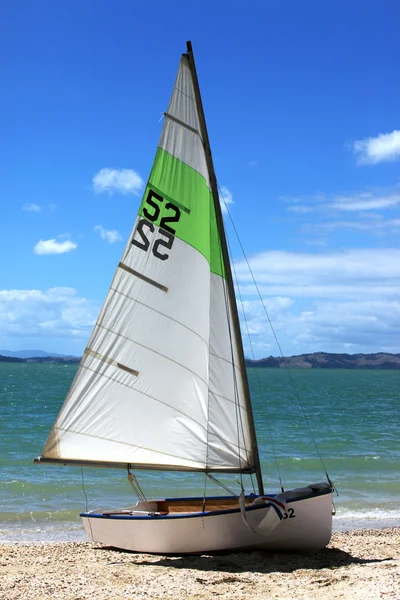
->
[35,41,334,554]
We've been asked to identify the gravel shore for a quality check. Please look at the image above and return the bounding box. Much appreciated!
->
[1,528,399,599]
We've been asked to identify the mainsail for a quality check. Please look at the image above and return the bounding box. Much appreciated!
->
[39,49,259,474]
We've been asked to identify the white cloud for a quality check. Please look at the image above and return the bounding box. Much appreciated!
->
[234,248,400,356]
[33,238,77,255]
[352,129,400,165]
[329,193,400,211]
[235,248,400,291]
[285,189,400,213]
[22,203,42,212]
[22,203,56,212]
[94,225,123,243]
[290,298,400,352]
[284,193,330,214]
[220,186,234,214]
[0,287,98,340]
[303,216,400,235]
[283,187,400,237]
[92,168,144,195]
[286,204,314,214]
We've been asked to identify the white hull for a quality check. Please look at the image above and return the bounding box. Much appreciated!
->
[81,483,333,554]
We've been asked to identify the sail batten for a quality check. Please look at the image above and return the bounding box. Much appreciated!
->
[164,112,201,137]
[83,348,139,377]
[39,51,259,476]
[118,262,168,292]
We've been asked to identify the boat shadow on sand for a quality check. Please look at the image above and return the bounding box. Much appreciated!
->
[98,546,392,574]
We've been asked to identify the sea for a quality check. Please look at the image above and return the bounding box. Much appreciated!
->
[1,362,399,544]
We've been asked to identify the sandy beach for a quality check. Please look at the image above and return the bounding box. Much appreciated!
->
[0,528,399,599]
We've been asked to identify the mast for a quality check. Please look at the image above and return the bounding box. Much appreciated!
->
[185,41,264,496]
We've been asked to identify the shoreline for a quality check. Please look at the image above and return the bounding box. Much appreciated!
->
[1,528,399,599]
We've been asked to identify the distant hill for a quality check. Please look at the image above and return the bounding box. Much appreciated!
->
[1,350,399,368]
[0,355,24,363]
[245,352,400,369]
[0,349,74,359]
[0,350,80,364]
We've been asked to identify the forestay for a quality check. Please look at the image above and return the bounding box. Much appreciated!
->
[40,54,255,473]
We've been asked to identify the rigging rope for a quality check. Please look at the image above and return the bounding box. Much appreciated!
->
[80,467,95,542]
[127,468,154,514]
[218,185,333,488]
[81,467,89,513]
[206,473,237,496]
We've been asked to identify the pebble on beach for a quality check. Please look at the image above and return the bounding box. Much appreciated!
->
[0,528,399,599]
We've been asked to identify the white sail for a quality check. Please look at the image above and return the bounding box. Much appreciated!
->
[40,54,255,473]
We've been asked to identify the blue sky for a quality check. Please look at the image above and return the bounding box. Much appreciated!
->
[1,0,399,357]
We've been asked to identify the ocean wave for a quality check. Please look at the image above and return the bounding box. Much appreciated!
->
[0,522,87,544]
[333,507,400,532]
[0,509,81,522]
[335,507,400,519]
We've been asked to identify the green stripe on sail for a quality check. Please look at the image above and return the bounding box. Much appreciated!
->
[138,148,225,278]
